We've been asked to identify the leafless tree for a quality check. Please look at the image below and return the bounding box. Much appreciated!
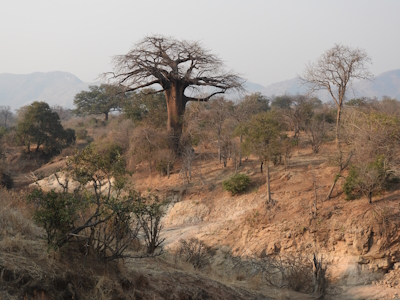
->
[0,106,12,127]
[301,44,372,200]
[51,105,72,122]
[105,35,244,146]
[204,98,234,164]
[301,44,372,147]
[305,110,333,154]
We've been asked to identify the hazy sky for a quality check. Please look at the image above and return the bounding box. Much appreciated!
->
[1,0,400,86]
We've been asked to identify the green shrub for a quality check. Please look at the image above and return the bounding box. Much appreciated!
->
[63,128,76,146]
[223,173,250,195]
[0,172,13,190]
[343,167,359,200]
[27,189,82,247]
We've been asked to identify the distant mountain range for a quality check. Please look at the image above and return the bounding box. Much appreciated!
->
[1,70,400,111]
[0,72,94,110]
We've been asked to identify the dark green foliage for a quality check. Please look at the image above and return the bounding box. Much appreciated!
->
[27,189,82,246]
[73,84,124,120]
[16,101,74,153]
[223,173,250,195]
[271,95,292,109]
[343,167,359,200]
[0,172,13,190]
[63,128,76,145]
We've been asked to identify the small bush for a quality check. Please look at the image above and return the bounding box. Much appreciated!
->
[176,238,214,270]
[0,173,13,190]
[343,167,359,200]
[223,173,250,195]
[27,189,82,247]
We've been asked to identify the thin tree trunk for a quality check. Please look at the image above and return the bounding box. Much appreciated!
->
[312,167,318,218]
[239,134,242,167]
[218,136,221,163]
[335,106,342,148]
[104,112,109,121]
[266,161,271,203]
[326,177,337,200]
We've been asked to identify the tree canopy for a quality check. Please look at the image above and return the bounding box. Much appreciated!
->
[73,84,124,120]
[17,101,75,153]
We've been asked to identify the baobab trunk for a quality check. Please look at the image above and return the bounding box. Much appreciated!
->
[165,83,186,150]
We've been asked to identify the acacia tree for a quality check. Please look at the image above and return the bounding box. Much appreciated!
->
[301,44,372,200]
[105,35,243,142]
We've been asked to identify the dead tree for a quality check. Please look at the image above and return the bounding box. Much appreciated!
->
[105,35,244,148]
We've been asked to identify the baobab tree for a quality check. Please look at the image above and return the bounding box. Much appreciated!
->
[300,44,372,200]
[104,35,244,145]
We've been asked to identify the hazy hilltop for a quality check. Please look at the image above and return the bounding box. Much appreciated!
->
[0,71,94,110]
[253,69,400,101]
